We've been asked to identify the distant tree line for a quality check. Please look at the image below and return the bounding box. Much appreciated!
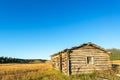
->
[0,56,47,64]
[107,48,120,60]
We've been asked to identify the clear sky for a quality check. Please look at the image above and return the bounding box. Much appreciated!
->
[0,0,120,59]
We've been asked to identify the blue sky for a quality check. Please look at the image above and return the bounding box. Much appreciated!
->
[0,0,120,59]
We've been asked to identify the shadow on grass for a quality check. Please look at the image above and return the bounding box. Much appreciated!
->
[112,64,119,72]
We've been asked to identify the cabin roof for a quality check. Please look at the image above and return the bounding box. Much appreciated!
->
[51,42,111,57]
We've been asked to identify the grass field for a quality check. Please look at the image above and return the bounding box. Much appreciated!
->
[109,48,120,60]
[111,60,120,65]
[0,62,120,80]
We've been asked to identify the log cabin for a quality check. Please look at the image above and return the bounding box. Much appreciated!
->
[51,42,111,75]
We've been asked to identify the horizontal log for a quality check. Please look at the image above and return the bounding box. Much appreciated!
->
[70,58,85,60]
[71,62,86,64]
[94,61,109,63]
[71,60,86,62]
[71,68,109,72]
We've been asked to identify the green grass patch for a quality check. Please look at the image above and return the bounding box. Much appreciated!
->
[108,48,120,60]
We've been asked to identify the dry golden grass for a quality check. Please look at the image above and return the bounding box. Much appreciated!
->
[111,60,120,65]
[0,62,68,80]
[0,61,120,80]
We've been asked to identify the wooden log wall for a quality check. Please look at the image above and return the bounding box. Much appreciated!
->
[51,44,111,75]
[51,54,61,70]
[61,52,69,75]
[51,51,69,75]
[69,45,111,75]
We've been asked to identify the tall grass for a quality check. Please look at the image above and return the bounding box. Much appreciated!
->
[0,62,120,80]
[0,63,68,80]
